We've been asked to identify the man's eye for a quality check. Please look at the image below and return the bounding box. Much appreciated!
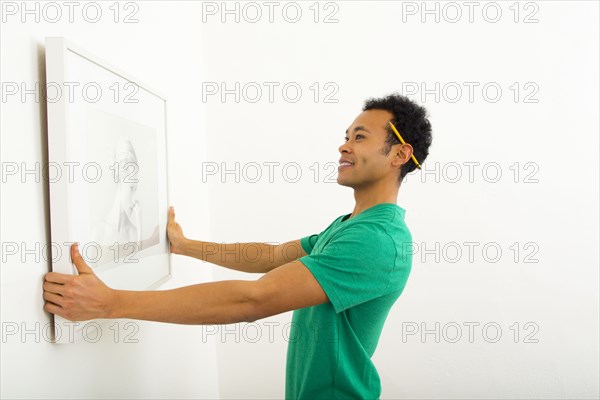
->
[344,135,363,142]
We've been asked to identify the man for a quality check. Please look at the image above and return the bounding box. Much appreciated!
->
[43,93,433,399]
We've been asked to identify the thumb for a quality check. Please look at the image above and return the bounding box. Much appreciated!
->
[71,243,93,275]
[168,206,175,223]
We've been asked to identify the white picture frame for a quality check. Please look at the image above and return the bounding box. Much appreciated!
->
[45,37,172,343]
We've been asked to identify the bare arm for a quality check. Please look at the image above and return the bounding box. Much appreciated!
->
[108,258,326,324]
[43,244,328,324]
[180,239,306,274]
[167,207,307,273]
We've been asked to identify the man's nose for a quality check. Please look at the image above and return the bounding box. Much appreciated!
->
[339,141,352,154]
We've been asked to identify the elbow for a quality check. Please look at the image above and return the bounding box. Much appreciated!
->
[240,282,270,323]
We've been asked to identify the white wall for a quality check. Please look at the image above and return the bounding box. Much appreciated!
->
[199,2,599,399]
[1,2,219,398]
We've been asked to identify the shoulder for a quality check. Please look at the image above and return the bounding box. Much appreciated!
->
[343,206,412,242]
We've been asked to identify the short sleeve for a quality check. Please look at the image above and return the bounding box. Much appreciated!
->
[300,234,319,255]
[298,223,398,313]
[299,214,344,255]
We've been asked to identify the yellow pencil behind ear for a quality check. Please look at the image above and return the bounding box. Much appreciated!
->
[388,121,421,169]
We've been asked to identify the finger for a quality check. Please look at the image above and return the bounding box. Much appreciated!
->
[71,243,93,275]
[43,281,64,295]
[43,291,64,305]
[168,206,175,223]
[44,301,64,317]
[44,272,71,284]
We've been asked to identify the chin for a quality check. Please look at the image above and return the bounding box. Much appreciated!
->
[336,178,352,188]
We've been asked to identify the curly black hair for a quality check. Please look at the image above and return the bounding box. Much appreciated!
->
[363,94,432,182]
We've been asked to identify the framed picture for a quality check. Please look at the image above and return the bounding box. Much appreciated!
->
[45,37,171,343]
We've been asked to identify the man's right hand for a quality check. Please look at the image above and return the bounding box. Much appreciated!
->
[167,206,187,255]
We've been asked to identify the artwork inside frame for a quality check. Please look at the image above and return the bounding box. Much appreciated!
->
[45,37,172,343]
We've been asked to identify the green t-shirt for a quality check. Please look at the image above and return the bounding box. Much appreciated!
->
[285,203,413,400]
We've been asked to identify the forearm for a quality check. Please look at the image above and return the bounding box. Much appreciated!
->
[109,280,259,324]
[182,239,276,273]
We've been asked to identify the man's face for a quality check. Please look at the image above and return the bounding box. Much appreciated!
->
[337,109,399,188]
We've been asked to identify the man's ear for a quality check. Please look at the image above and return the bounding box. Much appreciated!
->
[392,143,413,168]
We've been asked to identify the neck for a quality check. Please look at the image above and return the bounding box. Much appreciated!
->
[349,177,400,218]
